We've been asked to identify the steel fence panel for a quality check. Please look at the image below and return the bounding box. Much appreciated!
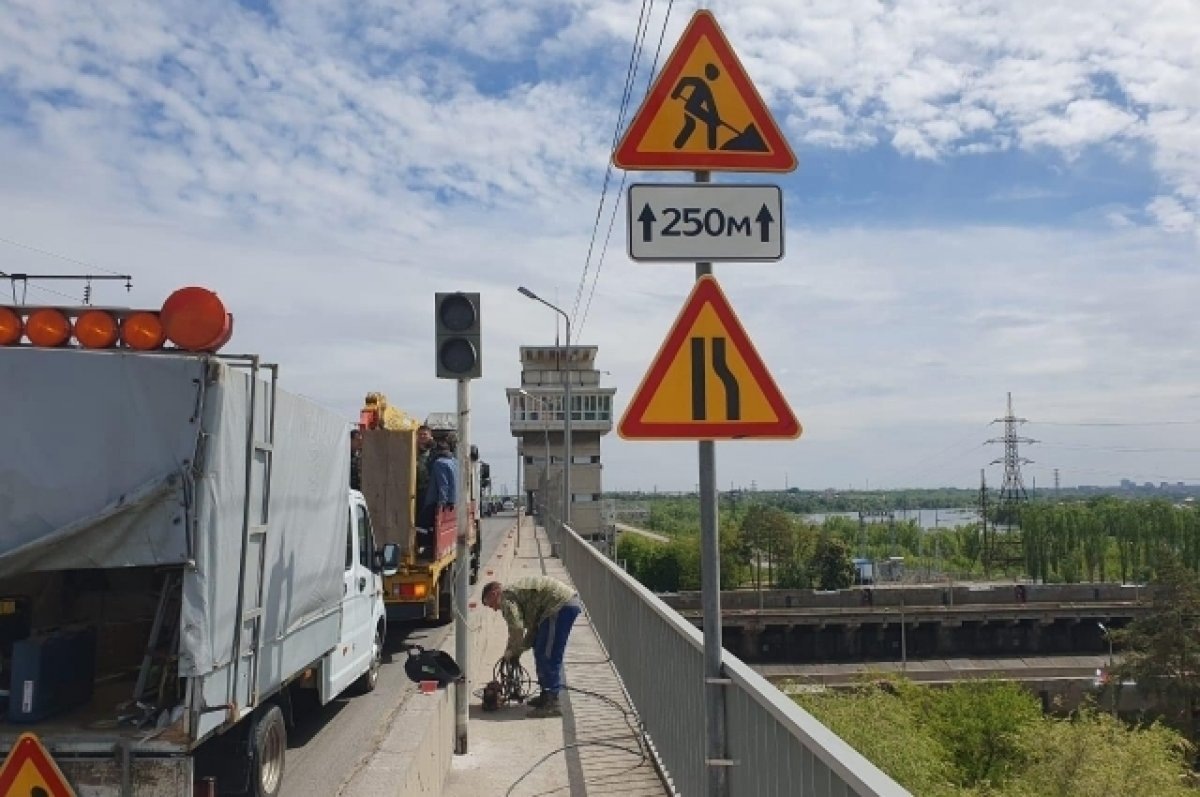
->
[557,522,910,797]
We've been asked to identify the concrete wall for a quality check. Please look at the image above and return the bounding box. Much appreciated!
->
[664,583,1151,612]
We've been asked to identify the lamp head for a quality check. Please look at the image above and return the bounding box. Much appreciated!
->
[518,286,538,300]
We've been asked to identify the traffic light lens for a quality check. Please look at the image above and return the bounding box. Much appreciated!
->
[439,338,477,374]
[439,295,476,332]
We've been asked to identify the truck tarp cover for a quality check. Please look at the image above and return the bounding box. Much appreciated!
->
[0,349,349,678]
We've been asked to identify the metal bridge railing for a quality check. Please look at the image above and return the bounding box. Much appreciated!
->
[549,519,912,797]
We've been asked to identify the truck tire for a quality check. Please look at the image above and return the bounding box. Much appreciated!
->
[251,705,286,797]
[469,537,481,586]
[352,628,383,694]
[428,575,453,626]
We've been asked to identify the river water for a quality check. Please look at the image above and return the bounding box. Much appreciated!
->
[802,507,980,531]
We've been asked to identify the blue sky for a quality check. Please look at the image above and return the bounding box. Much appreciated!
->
[0,0,1197,492]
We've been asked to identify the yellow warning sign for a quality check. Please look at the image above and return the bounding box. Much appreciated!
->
[619,276,801,440]
[0,734,76,796]
[613,10,796,172]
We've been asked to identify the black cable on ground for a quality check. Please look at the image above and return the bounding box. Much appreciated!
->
[505,740,649,797]
[502,683,652,795]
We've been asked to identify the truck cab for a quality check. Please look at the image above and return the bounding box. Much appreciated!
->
[325,490,388,700]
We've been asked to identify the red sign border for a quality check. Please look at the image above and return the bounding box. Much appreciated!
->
[613,10,797,173]
[618,275,801,440]
[0,734,76,797]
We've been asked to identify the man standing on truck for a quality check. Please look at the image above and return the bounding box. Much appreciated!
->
[412,425,436,554]
[482,576,582,718]
[414,424,435,495]
[417,436,456,556]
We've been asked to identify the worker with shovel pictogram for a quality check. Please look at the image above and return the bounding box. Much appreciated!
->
[669,63,769,153]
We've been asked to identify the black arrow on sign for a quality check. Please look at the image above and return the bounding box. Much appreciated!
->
[755,204,774,243]
[638,204,657,242]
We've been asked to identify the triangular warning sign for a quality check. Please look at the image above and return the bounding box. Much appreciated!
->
[613,10,797,173]
[619,276,801,440]
[0,734,76,797]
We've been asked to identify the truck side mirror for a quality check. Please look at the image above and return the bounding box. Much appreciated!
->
[379,543,401,577]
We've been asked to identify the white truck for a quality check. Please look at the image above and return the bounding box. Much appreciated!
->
[0,347,391,796]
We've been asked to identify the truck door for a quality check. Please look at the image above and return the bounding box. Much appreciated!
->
[331,500,375,696]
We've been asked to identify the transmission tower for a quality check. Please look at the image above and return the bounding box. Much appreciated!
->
[985,392,1035,570]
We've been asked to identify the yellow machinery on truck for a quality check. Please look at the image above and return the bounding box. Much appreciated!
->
[354,395,480,622]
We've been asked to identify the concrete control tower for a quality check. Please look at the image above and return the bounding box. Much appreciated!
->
[506,346,616,546]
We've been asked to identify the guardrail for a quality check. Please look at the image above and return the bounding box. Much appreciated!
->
[550,520,912,797]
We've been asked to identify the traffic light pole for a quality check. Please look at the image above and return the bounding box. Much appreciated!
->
[454,377,471,754]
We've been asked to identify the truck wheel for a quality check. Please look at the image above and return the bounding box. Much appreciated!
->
[251,705,286,797]
[353,628,383,694]
[469,539,481,585]
[431,576,453,626]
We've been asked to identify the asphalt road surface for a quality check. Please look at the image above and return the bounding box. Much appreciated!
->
[279,514,515,797]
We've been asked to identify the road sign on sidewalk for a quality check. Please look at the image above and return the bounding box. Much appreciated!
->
[627,183,783,262]
[0,733,76,796]
[619,275,801,440]
[612,10,796,172]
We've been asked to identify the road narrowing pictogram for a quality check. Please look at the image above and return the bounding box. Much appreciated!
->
[618,275,801,440]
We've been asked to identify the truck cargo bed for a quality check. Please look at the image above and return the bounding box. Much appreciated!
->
[0,676,189,754]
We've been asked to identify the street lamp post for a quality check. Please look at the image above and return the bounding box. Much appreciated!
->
[518,389,553,521]
[518,287,571,528]
[1097,621,1116,716]
[1097,621,1113,667]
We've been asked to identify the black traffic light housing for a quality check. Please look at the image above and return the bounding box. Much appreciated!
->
[434,292,482,379]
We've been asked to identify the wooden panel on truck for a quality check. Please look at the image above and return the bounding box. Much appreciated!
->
[360,430,416,549]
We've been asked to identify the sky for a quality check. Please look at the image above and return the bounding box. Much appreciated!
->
[1,0,1197,494]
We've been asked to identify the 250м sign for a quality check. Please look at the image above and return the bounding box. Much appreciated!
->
[626,183,784,262]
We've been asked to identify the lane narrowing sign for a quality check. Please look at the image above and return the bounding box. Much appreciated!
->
[619,275,801,440]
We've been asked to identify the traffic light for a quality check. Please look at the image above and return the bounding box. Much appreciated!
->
[434,292,482,379]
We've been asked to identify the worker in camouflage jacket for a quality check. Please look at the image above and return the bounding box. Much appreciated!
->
[482,576,581,718]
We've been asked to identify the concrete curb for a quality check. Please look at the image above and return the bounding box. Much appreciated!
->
[341,517,522,797]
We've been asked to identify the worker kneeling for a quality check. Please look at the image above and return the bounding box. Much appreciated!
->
[482,577,581,718]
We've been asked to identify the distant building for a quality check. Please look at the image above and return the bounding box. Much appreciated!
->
[506,345,616,547]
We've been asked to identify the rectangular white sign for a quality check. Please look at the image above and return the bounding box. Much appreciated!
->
[627,183,784,262]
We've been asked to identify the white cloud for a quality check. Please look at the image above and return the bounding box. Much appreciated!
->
[0,0,1198,493]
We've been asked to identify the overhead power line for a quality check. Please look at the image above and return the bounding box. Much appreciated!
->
[573,0,677,340]
[0,236,125,276]
[1030,419,1200,427]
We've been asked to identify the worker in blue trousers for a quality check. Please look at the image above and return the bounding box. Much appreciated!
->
[482,576,582,718]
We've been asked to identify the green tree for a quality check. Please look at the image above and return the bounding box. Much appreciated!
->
[740,505,794,589]
[1007,706,1193,797]
[1114,551,1200,741]
[793,684,960,797]
[905,680,1041,787]
[810,535,854,590]
[775,521,819,589]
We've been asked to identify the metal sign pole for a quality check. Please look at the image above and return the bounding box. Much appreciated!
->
[695,170,729,797]
[454,377,471,754]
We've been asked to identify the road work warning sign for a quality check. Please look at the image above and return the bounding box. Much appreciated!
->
[612,10,796,172]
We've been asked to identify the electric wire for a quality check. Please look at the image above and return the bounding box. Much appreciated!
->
[570,0,656,327]
[1038,442,1200,454]
[3,274,79,304]
[576,0,678,340]
[1,237,130,304]
[1029,419,1200,427]
[0,235,126,275]
[503,682,651,797]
